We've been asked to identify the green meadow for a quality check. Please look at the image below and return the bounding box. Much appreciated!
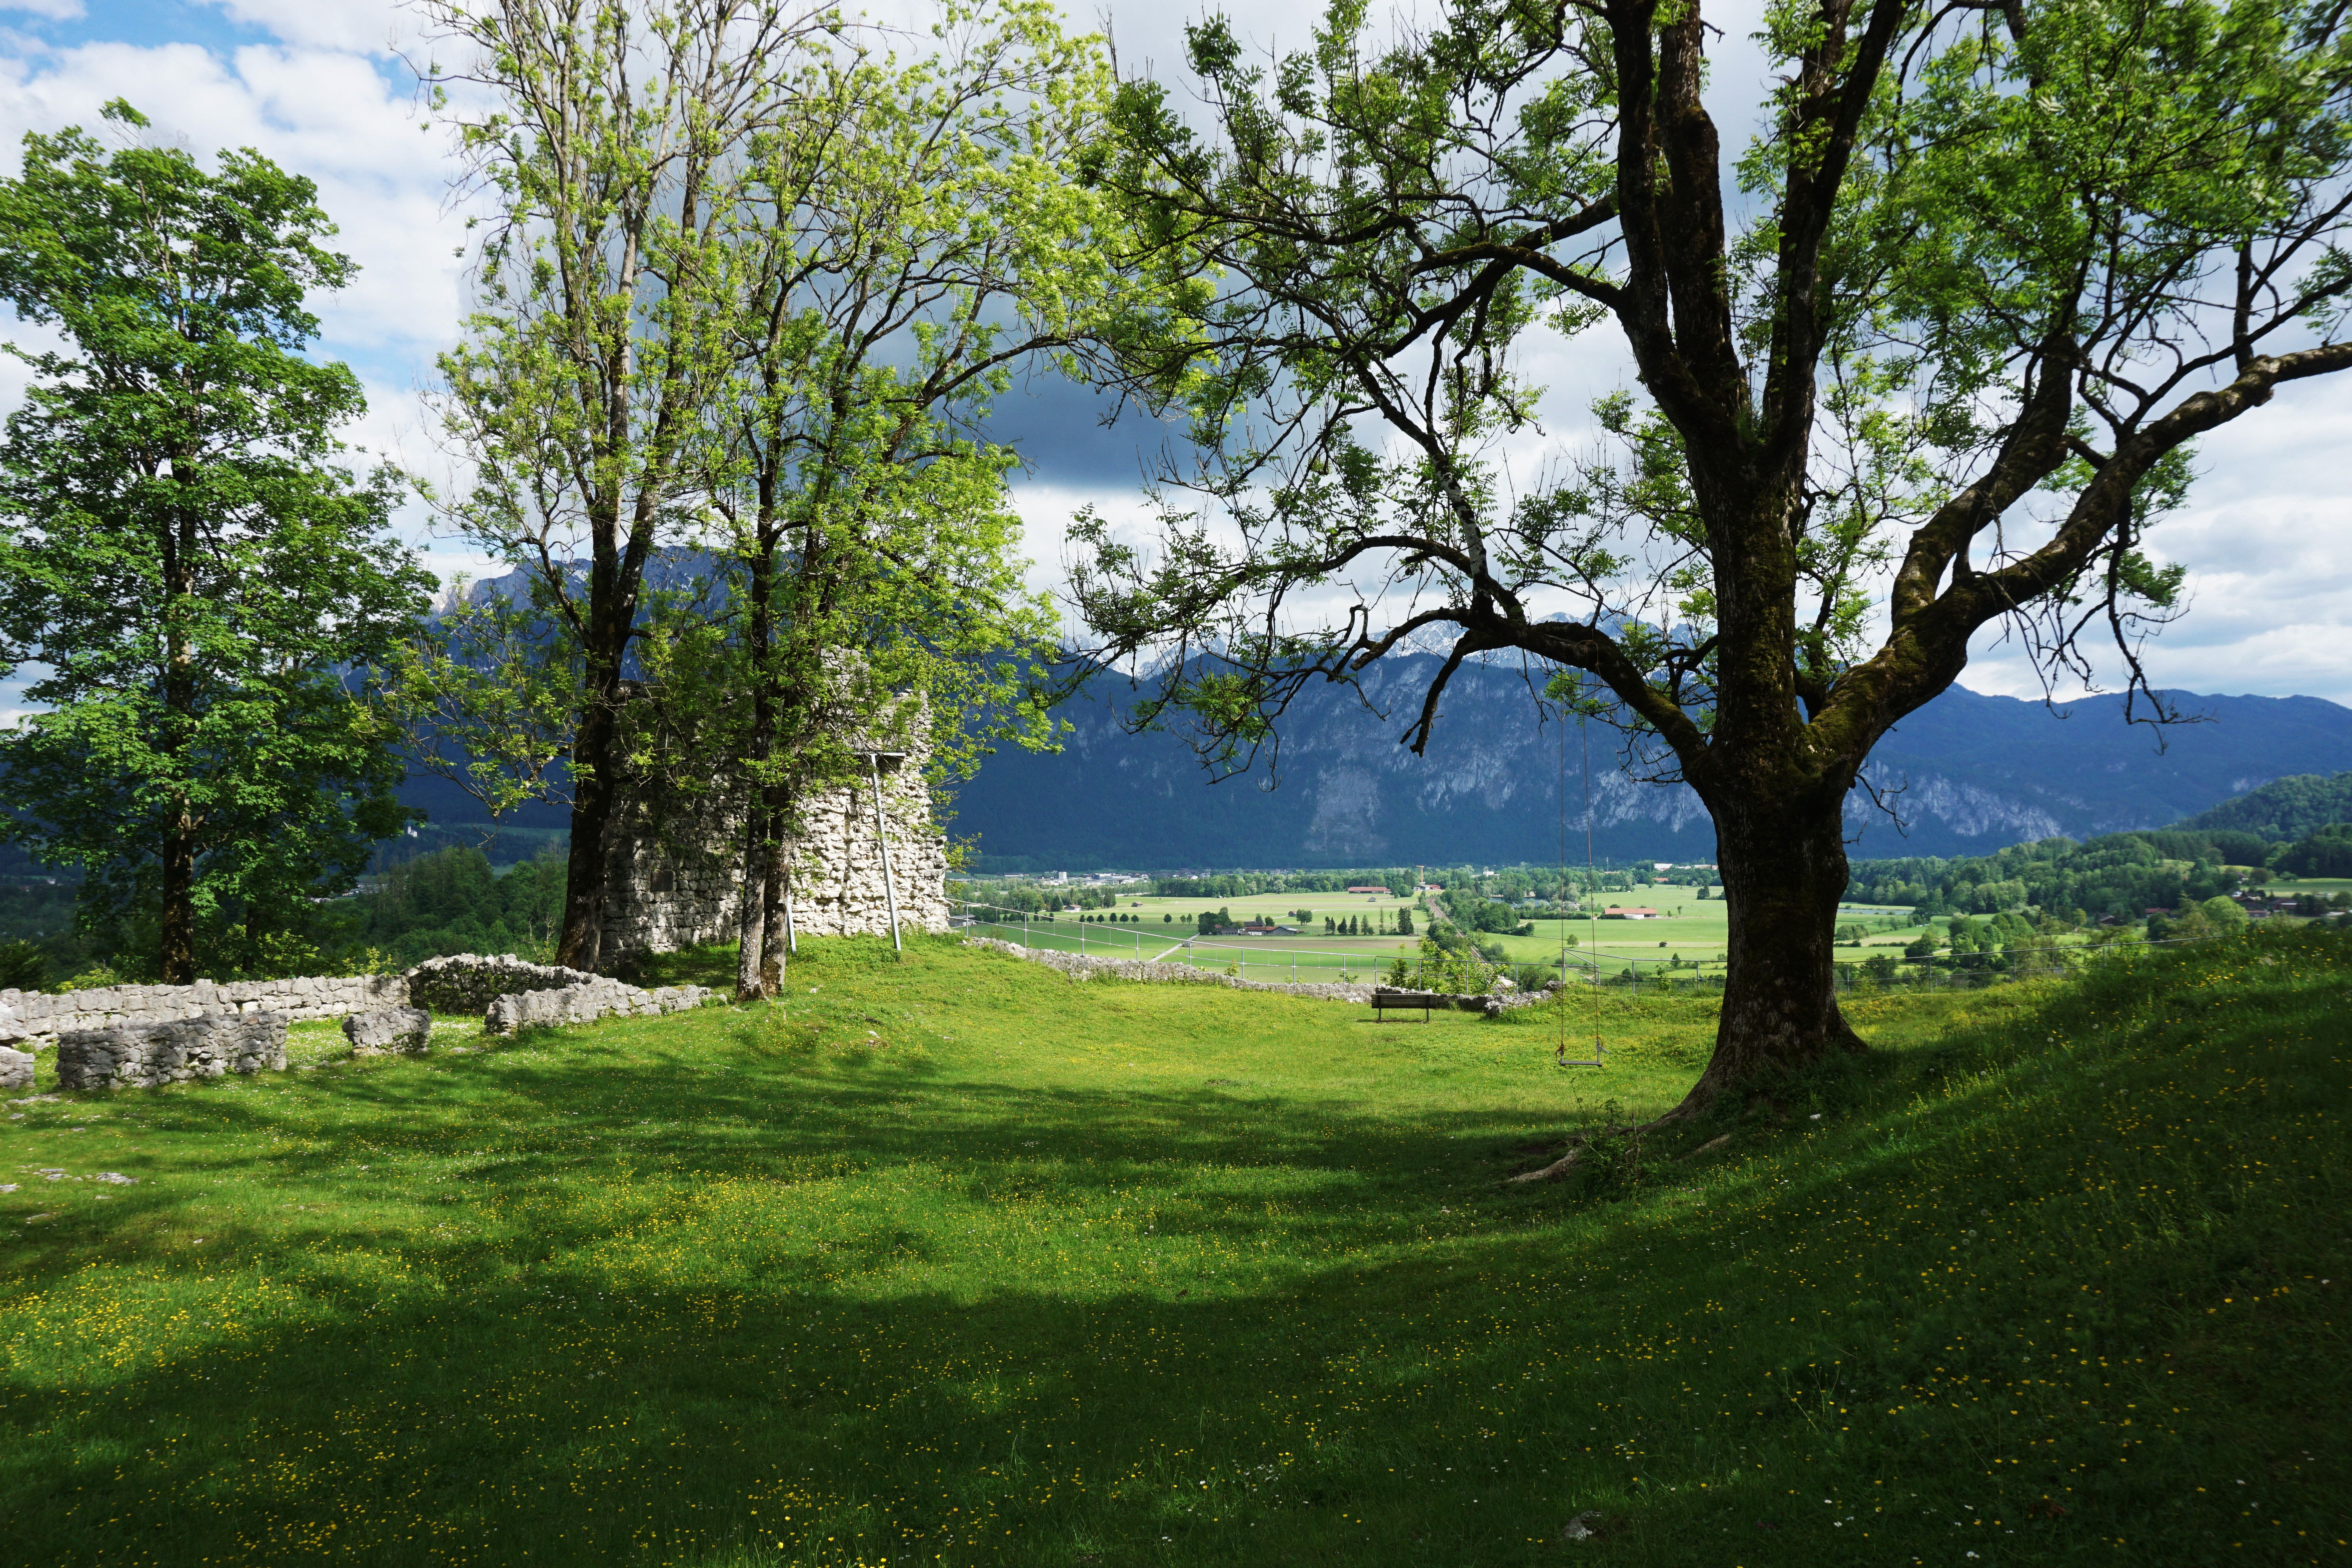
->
[958,887,1420,983]
[2,928,2345,1566]
[964,883,1931,983]
[1486,886,1989,979]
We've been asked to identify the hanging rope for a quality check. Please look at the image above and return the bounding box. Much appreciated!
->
[1558,692,1605,1067]
[1557,715,1568,1062]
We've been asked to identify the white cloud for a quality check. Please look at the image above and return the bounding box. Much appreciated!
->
[0,0,83,20]
[0,0,2346,715]
[208,0,418,54]
[0,39,470,366]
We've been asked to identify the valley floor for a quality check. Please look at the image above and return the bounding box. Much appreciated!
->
[1,930,2343,1566]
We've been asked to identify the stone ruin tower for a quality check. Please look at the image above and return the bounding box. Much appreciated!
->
[598,724,951,962]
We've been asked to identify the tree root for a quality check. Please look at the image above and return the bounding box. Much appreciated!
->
[1506,1143,1586,1183]
[1505,1121,1647,1183]
[1504,1103,1720,1184]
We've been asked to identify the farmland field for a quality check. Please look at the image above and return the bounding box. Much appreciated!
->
[954,884,1938,985]
[955,887,1423,984]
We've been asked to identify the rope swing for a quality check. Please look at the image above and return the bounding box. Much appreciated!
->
[1558,689,1605,1068]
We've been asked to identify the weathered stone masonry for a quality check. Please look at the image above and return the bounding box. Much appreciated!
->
[0,974,405,1056]
[601,746,951,959]
[0,956,716,1091]
[58,1011,289,1090]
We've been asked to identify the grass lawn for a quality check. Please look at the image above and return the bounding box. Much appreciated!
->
[954,918,1415,985]
[2,929,2345,1565]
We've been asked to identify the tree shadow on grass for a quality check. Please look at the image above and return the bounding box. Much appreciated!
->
[4,933,2344,1564]
[0,1054,1682,1564]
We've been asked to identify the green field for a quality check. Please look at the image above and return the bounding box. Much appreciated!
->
[957,887,1422,984]
[955,918,1411,984]
[958,883,2105,987]
[1456,884,1926,979]
[3,928,2345,1566]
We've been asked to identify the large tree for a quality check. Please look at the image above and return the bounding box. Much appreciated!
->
[1074,0,2352,1109]
[0,103,430,984]
[409,0,827,971]
[694,1,1118,998]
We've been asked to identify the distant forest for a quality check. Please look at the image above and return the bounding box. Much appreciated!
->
[1850,821,2352,919]
[0,846,565,993]
[2173,771,2352,843]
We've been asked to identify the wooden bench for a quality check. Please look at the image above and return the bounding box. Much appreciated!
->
[1370,989,1450,1022]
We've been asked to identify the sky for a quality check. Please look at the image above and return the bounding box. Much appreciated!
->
[2,0,2348,722]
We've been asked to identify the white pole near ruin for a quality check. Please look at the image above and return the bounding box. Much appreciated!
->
[862,751,905,952]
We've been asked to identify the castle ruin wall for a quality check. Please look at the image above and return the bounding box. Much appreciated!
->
[600,751,950,959]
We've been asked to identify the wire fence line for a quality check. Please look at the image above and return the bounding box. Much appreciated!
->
[948,900,1427,985]
[948,897,2234,996]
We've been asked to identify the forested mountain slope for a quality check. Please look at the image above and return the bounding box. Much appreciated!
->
[940,659,2352,869]
[2174,770,2352,842]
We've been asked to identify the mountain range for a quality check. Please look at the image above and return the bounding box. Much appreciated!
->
[936,658,2352,869]
[387,564,2352,870]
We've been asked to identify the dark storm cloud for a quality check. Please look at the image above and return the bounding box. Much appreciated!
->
[982,372,1189,492]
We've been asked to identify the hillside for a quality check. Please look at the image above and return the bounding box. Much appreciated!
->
[2,927,2342,1564]
[940,660,2352,869]
[2175,769,2352,841]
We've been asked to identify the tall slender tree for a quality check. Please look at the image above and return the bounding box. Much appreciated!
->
[697,1,1116,998]
[408,0,828,971]
[1076,0,2352,1111]
[0,103,430,984]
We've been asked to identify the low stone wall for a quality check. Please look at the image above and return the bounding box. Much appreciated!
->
[2,955,716,1090]
[344,1008,432,1056]
[0,975,406,1053]
[404,955,599,1015]
[485,978,713,1035]
[57,1012,288,1090]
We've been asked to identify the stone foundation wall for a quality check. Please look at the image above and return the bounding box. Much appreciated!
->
[403,954,595,1015]
[962,938,1380,1002]
[0,954,718,1060]
[961,938,1561,1014]
[484,978,710,1034]
[57,1012,289,1090]
[2,955,714,1095]
[602,753,952,958]
[0,975,406,1054]
[344,1008,432,1056]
